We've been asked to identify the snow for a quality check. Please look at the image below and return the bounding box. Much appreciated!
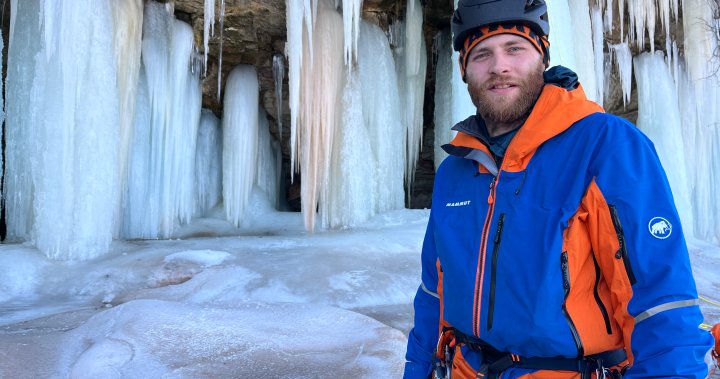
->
[0,208,718,377]
[0,209,428,378]
[163,250,231,267]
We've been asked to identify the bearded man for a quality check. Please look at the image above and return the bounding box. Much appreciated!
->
[403,1,713,378]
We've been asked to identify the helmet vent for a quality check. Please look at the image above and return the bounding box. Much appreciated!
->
[452,11,463,25]
[525,0,544,11]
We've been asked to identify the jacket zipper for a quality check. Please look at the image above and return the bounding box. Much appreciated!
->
[561,251,584,357]
[608,205,637,285]
[473,174,498,337]
[486,213,506,331]
[592,254,613,334]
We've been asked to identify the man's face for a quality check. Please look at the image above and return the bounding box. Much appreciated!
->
[465,33,545,126]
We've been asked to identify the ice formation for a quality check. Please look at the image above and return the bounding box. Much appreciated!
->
[195,110,223,217]
[590,5,605,106]
[5,0,120,260]
[323,20,404,228]
[255,107,280,209]
[0,28,3,172]
[341,0,363,66]
[609,43,633,106]
[111,0,144,238]
[291,0,345,231]
[203,0,216,76]
[123,3,202,239]
[216,0,225,99]
[1,0,719,257]
[273,53,285,143]
[223,65,260,227]
[286,0,317,177]
[396,0,427,196]
[433,30,455,170]
[546,1,576,71]
[634,52,693,234]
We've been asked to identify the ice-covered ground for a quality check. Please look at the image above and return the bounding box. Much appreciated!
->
[0,204,718,378]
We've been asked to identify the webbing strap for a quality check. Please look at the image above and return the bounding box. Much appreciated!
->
[450,328,627,374]
[634,299,699,324]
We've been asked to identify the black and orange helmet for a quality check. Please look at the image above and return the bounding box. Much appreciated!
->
[451,0,550,52]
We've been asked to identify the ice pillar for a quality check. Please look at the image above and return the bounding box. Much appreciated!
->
[5,0,120,259]
[223,65,260,227]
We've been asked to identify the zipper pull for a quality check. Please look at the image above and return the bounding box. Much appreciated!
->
[488,176,497,204]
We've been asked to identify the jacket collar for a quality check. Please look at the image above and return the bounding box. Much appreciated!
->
[443,66,604,173]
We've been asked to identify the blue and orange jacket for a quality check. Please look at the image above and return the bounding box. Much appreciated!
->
[404,67,713,378]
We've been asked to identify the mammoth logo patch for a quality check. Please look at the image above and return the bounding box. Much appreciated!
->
[648,217,672,239]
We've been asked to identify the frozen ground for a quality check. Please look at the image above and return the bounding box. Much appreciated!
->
[0,207,718,378]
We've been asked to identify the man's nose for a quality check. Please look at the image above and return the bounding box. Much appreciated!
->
[489,53,511,75]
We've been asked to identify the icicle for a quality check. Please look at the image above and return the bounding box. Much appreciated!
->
[273,53,285,144]
[4,0,43,242]
[123,3,201,239]
[404,0,423,76]
[604,0,614,32]
[682,0,720,243]
[112,0,144,239]
[223,65,260,227]
[401,0,426,198]
[255,107,280,208]
[167,20,202,228]
[341,0,363,67]
[297,0,344,231]
[634,52,693,236]
[568,0,598,103]
[286,0,319,179]
[591,5,605,106]
[609,43,632,107]
[658,0,671,54]
[546,0,577,69]
[0,27,4,145]
[216,0,225,100]
[434,30,453,170]
[195,110,222,216]
[324,69,372,227]
[203,0,216,76]
[123,68,152,239]
[324,20,405,228]
[618,0,625,42]
[354,20,403,217]
[5,0,120,259]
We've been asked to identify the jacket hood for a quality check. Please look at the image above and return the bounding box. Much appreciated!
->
[443,66,604,172]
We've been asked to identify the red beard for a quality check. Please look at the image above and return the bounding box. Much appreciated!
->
[468,60,545,127]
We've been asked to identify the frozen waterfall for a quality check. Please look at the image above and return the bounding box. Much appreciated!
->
[2,0,720,260]
[5,0,120,259]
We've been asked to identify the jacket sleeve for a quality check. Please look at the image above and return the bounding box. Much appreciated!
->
[403,212,441,379]
[590,120,713,378]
